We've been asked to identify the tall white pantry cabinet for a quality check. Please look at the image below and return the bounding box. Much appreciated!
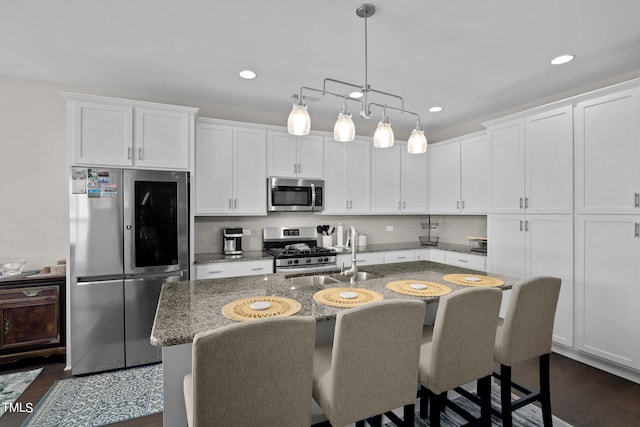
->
[487,81,640,380]
[486,105,574,347]
[574,87,640,370]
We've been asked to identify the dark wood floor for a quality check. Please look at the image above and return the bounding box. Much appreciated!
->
[1,352,639,426]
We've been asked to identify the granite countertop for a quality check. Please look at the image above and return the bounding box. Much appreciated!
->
[151,260,514,347]
[351,241,486,257]
[193,242,485,265]
[194,250,274,265]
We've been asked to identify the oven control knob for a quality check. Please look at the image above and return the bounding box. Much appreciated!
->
[323,257,329,262]
[306,258,312,263]
[287,260,293,265]
[293,259,299,264]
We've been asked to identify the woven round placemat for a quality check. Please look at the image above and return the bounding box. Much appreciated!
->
[313,287,383,308]
[222,296,302,322]
[385,280,452,297]
[442,274,504,287]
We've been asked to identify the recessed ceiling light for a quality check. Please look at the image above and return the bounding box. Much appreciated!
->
[429,106,443,113]
[550,54,575,65]
[239,70,257,79]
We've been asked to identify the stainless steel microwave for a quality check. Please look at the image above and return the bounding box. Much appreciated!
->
[267,177,324,212]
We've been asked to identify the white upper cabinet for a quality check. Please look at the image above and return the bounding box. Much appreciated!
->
[488,106,573,214]
[195,120,266,215]
[134,108,191,169]
[401,147,429,213]
[62,92,197,170]
[372,143,428,214]
[267,130,324,178]
[525,107,574,214]
[429,132,488,214]
[575,87,640,214]
[324,137,371,214]
[371,145,402,213]
[428,140,460,214]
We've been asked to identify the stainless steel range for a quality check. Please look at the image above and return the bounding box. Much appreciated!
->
[263,227,338,273]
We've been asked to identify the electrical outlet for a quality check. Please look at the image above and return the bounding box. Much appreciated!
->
[243,228,251,236]
[386,225,394,231]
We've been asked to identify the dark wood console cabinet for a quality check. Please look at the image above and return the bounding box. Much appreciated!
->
[0,274,66,364]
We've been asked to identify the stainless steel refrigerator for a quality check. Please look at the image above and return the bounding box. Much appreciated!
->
[69,168,189,375]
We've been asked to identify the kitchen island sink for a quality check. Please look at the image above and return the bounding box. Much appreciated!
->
[287,271,382,288]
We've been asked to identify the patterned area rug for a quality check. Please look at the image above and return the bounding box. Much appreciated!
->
[23,363,162,427]
[384,386,573,426]
[0,368,43,417]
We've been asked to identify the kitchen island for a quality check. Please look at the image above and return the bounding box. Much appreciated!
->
[151,260,517,427]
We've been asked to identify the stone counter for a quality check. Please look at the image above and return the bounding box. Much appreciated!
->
[151,260,514,347]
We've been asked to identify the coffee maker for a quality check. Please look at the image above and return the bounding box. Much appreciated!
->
[222,227,243,256]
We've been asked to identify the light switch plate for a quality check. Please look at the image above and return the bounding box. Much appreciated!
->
[386,225,394,231]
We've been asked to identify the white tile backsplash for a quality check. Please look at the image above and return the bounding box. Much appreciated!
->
[194,214,487,254]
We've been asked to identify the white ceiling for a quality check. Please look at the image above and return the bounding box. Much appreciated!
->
[2,0,640,141]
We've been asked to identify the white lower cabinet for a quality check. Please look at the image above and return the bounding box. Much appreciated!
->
[384,250,415,264]
[489,214,574,346]
[444,252,486,271]
[414,249,431,261]
[195,260,273,280]
[337,252,385,269]
[575,215,640,369]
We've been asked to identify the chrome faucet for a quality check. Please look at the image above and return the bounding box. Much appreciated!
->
[341,226,358,286]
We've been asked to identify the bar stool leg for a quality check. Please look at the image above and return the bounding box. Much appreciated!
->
[477,375,492,426]
[540,353,553,427]
[430,391,445,427]
[500,364,513,427]
[403,403,414,427]
[419,385,429,419]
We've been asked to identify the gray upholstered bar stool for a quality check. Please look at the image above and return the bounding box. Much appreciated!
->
[312,299,426,427]
[418,287,502,427]
[493,276,561,427]
[183,316,316,427]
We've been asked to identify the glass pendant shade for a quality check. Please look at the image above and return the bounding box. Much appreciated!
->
[407,129,428,153]
[334,112,355,142]
[287,103,311,136]
[373,120,394,147]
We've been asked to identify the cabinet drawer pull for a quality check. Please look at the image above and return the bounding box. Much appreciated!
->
[208,270,223,274]
[458,259,468,263]
[22,290,41,297]
[3,319,10,334]
[397,256,406,260]
[251,267,264,271]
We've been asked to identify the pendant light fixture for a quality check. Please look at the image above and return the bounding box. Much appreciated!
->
[287,3,428,153]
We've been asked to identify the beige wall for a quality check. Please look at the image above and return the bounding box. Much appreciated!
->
[0,78,68,269]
